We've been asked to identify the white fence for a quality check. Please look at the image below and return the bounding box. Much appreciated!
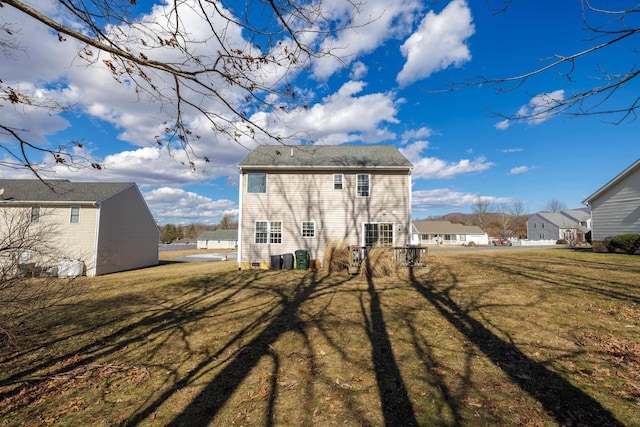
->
[518,239,558,246]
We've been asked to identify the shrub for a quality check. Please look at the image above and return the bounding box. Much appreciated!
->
[323,239,350,274]
[359,246,405,280]
[608,234,640,255]
[592,238,610,253]
[556,239,567,245]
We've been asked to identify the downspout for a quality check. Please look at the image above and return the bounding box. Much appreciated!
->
[91,201,100,276]
[408,169,413,245]
[237,170,243,269]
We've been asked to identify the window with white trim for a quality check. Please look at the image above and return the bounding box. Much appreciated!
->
[301,221,315,238]
[364,223,394,247]
[270,221,282,244]
[333,174,343,190]
[30,206,40,223]
[254,220,283,244]
[255,221,268,243]
[357,174,369,197]
[70,206,80,224]
[247,173,267,193]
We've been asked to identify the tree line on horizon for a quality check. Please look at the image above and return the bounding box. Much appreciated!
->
[160,213,237,244]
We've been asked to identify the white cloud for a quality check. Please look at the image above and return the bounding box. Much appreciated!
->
[401,126,434,143]
[412,188,512,212]
[412,188,481,210]
[313,0,422,79]
[244,81,400,145]
[400,141,494,179]
[501,148,523,153]
[495,119,510,130]
[350,61,368,80]
[397,0,475,87]
[143,187,237,225]
[510,165,530,175]
[516,90,565,125]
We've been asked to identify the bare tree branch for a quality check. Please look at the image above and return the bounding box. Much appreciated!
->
[0,0,369,175]
[432,0,640,124]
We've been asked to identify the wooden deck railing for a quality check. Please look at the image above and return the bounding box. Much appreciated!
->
[348,245,428,272]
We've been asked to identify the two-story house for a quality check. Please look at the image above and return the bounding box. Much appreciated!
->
[0,179,159,276]
[526,208,591,243]
[582,158,640,245]
[237,145,413,269]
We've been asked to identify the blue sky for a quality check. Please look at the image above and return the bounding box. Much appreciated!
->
[2,0,639,225]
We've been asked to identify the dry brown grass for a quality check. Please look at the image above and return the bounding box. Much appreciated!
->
[359,246,406,280]
[322,239,350,274]
[1,249,639,426]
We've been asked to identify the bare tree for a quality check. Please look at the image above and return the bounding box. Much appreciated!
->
[219,212,237,230]
[544,199,568,213]
[1,0,368,175]
[496,202,512,238]
[509,200,528,239]
[439,1,640,124]
[471,197,493,231]
[0,207,79,346]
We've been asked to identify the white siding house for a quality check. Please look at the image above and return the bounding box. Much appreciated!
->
[582,158,640,244]
[237,145,413,269]
[0,179,159,276]
[413,220,489,246]
[197,230,238,249]
[526,209,591,243]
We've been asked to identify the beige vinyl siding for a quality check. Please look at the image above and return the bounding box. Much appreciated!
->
[0,205,98,273]
[240,169,411,267]
[590,167,640,241]
[94,185,159,275]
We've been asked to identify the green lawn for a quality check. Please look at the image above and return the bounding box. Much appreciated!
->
[1,248,639,426]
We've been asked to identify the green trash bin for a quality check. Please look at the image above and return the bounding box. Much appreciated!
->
[295,250,309,270]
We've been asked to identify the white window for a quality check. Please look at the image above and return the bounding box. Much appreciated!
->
[357,174,369,197]
[70,206,80,224]
[302,221,315,238]
[255,221,268,243]
[255,220,282,244]
[30,206,40,223]
[247,173,267,193]
[363,223,394,247]
[333,174,343,190]
[270,221,282,244]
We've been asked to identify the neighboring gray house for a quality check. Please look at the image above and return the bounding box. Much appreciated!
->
[237,145,413,269]
[0,179,159,276]
[197,229,238,249]
[412,220,489,246]
[582,158,640,244]
[526,209,591,243]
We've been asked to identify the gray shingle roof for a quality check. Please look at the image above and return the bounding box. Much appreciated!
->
[238,145,413,169]
[413,220,486,235]
[198,229,238,240]
[0,179,133,203]
[535,210,590,231]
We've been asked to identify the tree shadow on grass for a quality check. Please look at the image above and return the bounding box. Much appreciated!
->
[125,270,325,427]
[408,267,625,427]
[360,273,418,426]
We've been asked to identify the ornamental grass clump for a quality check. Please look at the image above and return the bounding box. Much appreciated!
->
[323,239,350,274]
[359,246,401,280]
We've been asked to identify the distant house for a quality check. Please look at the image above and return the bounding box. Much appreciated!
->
[413,220,489,246]
[197,229,238,249]
[0,179,159,276]
[582,158,640,245]
[526,209,591,243]
[237,145,413,269]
